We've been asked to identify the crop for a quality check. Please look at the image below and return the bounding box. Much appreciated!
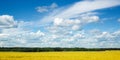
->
[0,51,120,60]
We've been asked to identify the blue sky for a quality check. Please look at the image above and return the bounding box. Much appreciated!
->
[0,0,80,21]
[0,0,120,48]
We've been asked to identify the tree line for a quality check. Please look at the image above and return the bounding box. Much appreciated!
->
[0,47,120,52]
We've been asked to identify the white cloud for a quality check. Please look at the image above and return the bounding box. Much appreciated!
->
[50,3,58,9]
[1,0,120,48]
[81,15,99,23]
[31,0,120,48]
[0,15,17,28]
[72,25,80,30]
[53,18,81,26]
[42,28,120,48]
[53,18,81,31]
[54,0,120,19]
[85,30,120,48]
[0,27,45,47]
[0,34,9,37]
[36,6,49,13]
[40,0,120,24]
[36,3,58,13]
[0,42,4,47]
[53,18,63,26]
[1,22,120,48]
[52,14,99,31]
[29,30,45,37]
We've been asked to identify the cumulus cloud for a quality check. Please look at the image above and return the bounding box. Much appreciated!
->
[0,28,45,47]
[93,31,120,48]
[33,0,120,48]
[36,3,58,13]
[53,18,81,26]
[1,0,120,48]
[0,15,17,28]
[52,14,99,31]
[1,21,120,48]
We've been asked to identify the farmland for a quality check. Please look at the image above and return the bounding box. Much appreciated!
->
[0,51,120,60]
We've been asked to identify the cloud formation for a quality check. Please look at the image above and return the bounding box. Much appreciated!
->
[41,0,120,24]
[54,0,120,19]
[0,15,17,28]
[53,14,99,30]
[36,3,58,13]
[1,24,120,48]
[0,0,120,48]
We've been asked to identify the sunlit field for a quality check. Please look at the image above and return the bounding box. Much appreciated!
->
[0,51,120,60]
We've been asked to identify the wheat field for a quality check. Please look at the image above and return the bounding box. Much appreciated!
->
[0,51,120,60]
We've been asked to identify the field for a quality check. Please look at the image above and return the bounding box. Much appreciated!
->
[0,51,120,60]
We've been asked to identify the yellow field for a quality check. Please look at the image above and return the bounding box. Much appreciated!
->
[0,51,120,60]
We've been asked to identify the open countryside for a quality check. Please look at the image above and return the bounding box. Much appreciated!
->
[0,0,120,60]
[0,51,120,60]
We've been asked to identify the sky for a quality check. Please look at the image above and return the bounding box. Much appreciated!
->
[0,0,120,48]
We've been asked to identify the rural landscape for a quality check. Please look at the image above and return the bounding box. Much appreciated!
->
[0,47,120,60]
[0,0,120,60]
[0,50,120,60]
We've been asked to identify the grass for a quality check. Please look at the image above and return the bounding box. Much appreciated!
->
[0,51,120,60]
